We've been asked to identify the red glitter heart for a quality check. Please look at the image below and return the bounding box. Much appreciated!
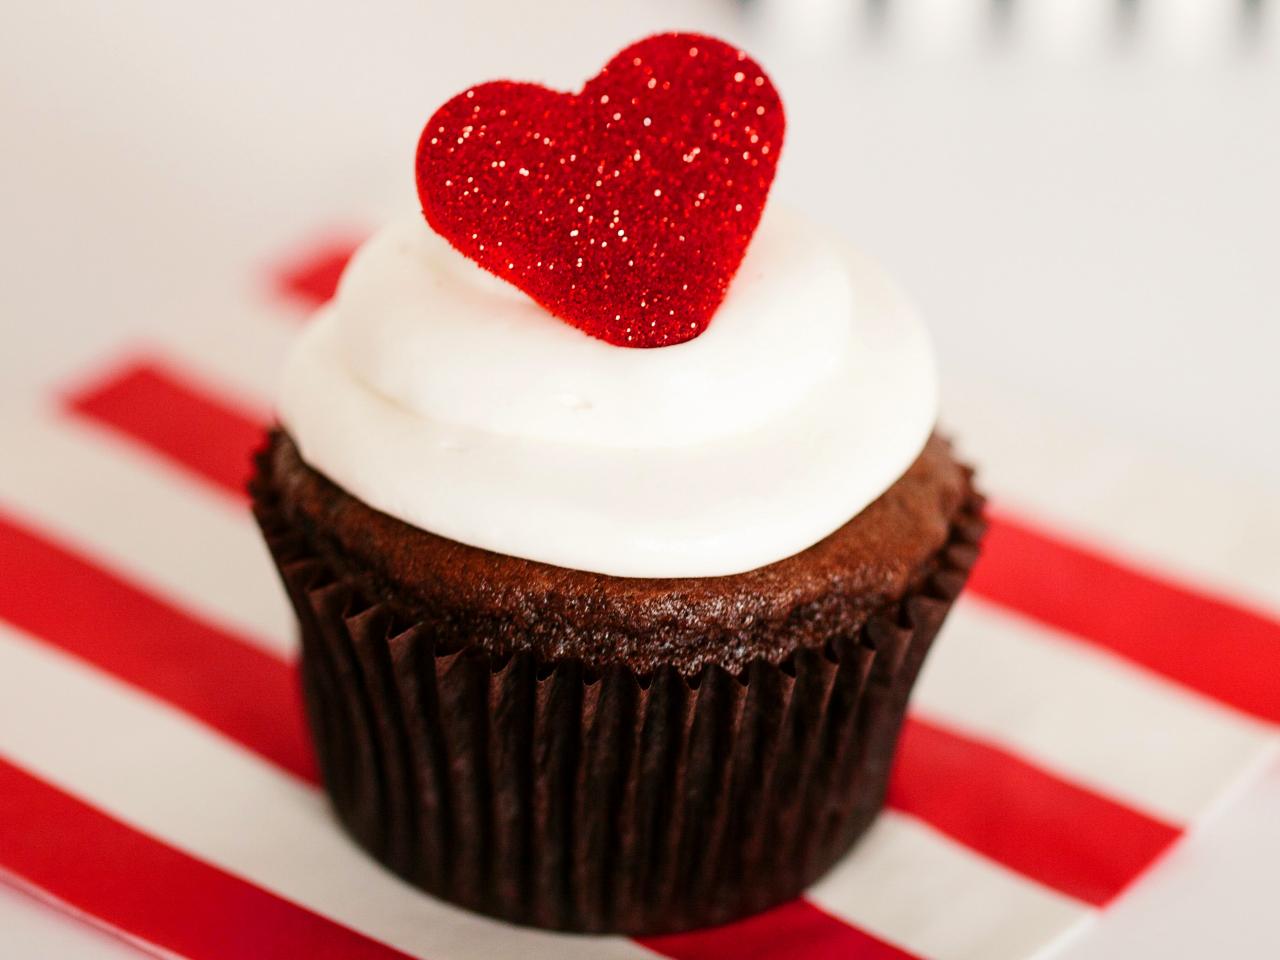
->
[416,33,784,347]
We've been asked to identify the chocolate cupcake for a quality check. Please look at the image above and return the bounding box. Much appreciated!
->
[252,33,983,935]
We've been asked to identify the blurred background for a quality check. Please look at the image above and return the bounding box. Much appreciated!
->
[2,2,1278,957]
[4,0,1278,483]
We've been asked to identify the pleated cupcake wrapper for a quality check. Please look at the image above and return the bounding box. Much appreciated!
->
[253,485,984,935]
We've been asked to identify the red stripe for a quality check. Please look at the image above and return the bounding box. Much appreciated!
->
[275,238,362,308]
[888,716,1180,905]
[638,899,916,960]
[65,360,265,502]
[972,511,1280,724]
[0,512,315,783]
[0,757,414,960]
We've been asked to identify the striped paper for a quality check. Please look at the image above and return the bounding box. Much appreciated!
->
[0,239,1277,960]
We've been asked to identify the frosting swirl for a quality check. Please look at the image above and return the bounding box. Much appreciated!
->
[278,207,937,577]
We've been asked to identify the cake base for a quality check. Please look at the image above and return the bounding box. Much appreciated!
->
[251,445,983,935]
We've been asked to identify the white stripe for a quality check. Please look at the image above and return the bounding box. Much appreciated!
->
[0,623,652,960]
[0,402,294,658]
[0,880,157,960]
[810,812,1088,960]
[945,380,1280,617]
[147,304,294,414]
[913,597,1276,825]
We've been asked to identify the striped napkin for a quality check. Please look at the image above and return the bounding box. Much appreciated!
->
[0,239,1277,960]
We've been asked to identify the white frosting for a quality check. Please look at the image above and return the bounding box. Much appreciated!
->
[279,207,937,577]
[336,211,852,448]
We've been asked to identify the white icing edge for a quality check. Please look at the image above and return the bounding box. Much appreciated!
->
[279,228,937,578]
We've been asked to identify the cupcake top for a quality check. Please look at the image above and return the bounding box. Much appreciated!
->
[278,33,937,578]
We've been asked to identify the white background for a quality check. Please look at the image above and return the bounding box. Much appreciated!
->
[2,1,1278,956]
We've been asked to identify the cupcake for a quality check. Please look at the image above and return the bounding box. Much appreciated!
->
[251,33,982,935]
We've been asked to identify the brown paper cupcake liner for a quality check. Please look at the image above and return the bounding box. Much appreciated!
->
[252,469,984,935]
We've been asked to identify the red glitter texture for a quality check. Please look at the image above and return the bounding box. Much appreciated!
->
[416,33,784,347]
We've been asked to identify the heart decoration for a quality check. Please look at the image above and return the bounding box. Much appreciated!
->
[416,33,784,347]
